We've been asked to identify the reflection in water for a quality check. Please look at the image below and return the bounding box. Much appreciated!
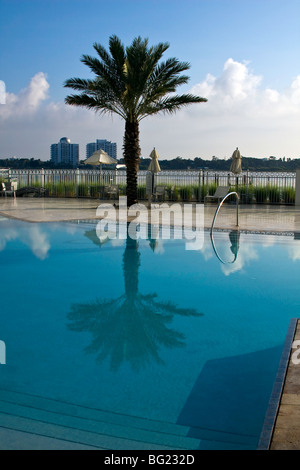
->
[67,234,202,372]
[229,230,240,258]
[210,230,240,265]
[0,219,50,259]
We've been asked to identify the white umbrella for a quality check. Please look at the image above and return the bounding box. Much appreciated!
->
[230,147,242,174]
[148,147,161,173]
[84,149,117,166]
[84,149,117,185]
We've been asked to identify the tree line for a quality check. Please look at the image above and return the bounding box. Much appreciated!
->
[136,156,300,172]
[0,155,299,171]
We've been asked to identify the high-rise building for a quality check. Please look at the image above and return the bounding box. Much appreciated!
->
[86,139,117,160]
[50,137,79,167]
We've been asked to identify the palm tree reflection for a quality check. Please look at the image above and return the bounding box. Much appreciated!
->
[67,234,202,372]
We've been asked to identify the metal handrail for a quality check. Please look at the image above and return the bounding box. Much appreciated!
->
[210,191,239,234]
[210,192,240,264]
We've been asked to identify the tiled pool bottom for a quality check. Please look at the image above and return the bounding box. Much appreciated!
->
[0,218,300,450]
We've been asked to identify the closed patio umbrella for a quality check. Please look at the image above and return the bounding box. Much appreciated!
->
[147,148,161,201]
[230,147,242,174]
[148,147,161,173]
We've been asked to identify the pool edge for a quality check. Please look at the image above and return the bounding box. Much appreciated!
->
[257,317,298,450]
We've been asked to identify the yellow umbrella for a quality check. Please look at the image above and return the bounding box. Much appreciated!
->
[148,147,161,173]
[230,147,242,174]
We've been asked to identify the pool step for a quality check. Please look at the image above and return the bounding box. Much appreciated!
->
[0,389,200,450]
[0,389,257,450]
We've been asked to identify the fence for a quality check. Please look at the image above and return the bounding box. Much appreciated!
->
[0,168,296,204]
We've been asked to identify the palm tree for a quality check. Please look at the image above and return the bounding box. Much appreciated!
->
[64,35,207,206]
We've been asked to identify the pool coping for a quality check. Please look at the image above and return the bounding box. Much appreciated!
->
[1,213,298,240]
[257,317,298,450]
[1,200,300,235]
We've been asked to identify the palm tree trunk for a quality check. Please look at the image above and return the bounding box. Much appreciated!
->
[123,120,141,206]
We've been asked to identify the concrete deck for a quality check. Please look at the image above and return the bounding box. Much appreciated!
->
[1,197,300,450]
[1,197,300,233]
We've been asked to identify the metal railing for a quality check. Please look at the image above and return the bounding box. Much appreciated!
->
[0,168,296,204]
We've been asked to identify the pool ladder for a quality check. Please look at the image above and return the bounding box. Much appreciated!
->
[210,191,239,234]
[210,192,240,265]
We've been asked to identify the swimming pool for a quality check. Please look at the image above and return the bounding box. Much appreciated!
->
[0,217,299,450]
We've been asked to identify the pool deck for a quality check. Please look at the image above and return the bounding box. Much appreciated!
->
[1,197,300,450]
[1,197,300,233]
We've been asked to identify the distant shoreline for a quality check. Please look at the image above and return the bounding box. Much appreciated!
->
[0,155,299,172]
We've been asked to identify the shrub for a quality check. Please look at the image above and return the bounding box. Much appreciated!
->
[178,185,193,201]
[281,186,295,204]
[137,184,146,200]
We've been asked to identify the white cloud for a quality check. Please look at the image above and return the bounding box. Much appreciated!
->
[192,58,262,105]
[145,59,300,158]
[0,73,124,159]
[190,58,300,120]
[1,72,49,119]
[290,76,300,104]
[0,80,5,104]
[0,61,299,160]
[22,72,49,110]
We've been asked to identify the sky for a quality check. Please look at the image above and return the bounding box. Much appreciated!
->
[0,0,299,161]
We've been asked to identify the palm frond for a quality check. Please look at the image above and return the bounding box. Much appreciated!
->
[64,93,101,109]
[108,35,126,71]
[64,92,126,119]
[63,77,95,91]
[139,93,207,120]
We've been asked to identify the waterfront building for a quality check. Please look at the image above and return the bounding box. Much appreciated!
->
[86,139,117,160]
[50,137,79,167]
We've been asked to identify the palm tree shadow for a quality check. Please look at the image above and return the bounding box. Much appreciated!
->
[67,234,203,372]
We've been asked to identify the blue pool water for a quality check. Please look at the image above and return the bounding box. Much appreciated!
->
[0,217,299,450]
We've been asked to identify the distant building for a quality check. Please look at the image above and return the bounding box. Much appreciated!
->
[50,137,79,167]
[86,139,117,160]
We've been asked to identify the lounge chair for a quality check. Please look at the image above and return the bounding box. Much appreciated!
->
[204,186,229,204]
[1,182,16,197]
[104,184,119,200]
[154,185,166,202]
